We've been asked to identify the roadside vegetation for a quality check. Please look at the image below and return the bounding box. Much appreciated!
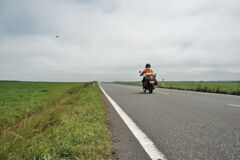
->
[113,81,240,95]
[0,82,112,160]
[159,81,240,95]
[0,82,79,131]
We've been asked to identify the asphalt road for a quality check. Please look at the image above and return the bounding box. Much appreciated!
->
[101,83,240,160]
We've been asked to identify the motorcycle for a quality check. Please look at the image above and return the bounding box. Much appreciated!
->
[140,72,157,93]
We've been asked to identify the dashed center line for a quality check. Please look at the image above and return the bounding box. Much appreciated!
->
[228,104,240,108]
[155,89,170,95]
[157,91,170,95]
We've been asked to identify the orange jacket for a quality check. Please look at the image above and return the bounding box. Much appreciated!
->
[140,68,154,76]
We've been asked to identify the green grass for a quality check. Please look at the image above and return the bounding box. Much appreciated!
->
[159,81,240,95]
[0,82,80,131]
[113,81,240,95]
[0,82,112,160]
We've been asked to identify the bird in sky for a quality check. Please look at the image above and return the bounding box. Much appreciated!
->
[56,35,59,38]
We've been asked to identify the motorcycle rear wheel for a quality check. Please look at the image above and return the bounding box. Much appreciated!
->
[149,89,153,93]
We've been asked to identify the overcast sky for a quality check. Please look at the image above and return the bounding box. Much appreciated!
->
[0,0,240,82]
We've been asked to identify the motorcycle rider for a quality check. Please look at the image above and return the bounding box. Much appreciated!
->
[140,63,156,87]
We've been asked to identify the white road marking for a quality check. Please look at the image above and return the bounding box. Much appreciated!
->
[99,84,167,160]
[156,91,170,95]
[228,104,240,108]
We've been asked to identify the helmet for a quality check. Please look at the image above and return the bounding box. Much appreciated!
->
[145,63,151,68]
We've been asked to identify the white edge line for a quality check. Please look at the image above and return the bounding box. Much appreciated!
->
[99,83,167,160]
[228,104,240,108]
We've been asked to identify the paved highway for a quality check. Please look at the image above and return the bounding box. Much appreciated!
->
[100,83,240,160]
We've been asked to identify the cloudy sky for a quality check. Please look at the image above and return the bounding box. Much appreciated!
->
[0,0,240,81]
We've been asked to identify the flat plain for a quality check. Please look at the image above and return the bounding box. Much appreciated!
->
[0,81,111,160]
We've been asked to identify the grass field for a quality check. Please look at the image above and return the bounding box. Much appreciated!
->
[0,82,79,131]
[0,82,112,160]
[114,81,240,95]
[159,81,240,95]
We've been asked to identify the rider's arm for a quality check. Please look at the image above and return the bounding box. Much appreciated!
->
[140,69,146,76]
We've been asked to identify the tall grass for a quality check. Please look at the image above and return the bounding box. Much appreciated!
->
[0,82,112,160]
[0,82,79,131]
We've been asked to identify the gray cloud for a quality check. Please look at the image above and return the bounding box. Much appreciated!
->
[0,0,240,81]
